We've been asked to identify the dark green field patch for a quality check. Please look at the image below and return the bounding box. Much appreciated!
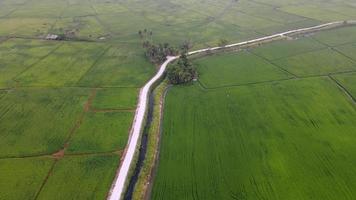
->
[0,88,89,157]
[37,155,119,200]
[194,51,292,88]
[152,78,356,199]
[67,112,133,153]
[0,157,53,200]
[273,48,356,76]
[92,87,138,110]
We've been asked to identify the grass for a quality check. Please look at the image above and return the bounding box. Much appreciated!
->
[250,37,326,61]
[0,18,55,37]
[335,43,356,61]
[152,78,356,199]
[333,72,356,98]
[0,157,54,200]
[273,48,356,76]
[67,112,133,153]
[2,0,356,198]
[15,42,108,87]
[194,51,292,88]
[92,87,138,110]
[0,88,89,157]
[77,45,155,87]
[0,38,60,88]
[37,155,119,200]
[312,26,356,46]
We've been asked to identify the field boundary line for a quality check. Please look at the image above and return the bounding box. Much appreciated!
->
[107,20,356,200]
[328,75,356,104]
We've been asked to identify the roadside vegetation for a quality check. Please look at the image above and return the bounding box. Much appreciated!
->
[167,54,197,85]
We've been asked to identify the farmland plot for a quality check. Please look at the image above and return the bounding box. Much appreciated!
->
[37,155,119,200]
[0,38,60,88]
[153,26,356,200]
[153,78,356,200]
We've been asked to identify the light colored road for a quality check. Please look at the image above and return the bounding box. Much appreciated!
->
[107,20,350,200]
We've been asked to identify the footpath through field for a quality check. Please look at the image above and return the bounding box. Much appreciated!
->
[107,20,355,200]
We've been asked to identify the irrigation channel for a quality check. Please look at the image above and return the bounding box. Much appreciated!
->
[107,20,355,200]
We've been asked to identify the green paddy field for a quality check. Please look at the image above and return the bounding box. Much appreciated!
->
[152,26,356,200]
[0,0,356,199]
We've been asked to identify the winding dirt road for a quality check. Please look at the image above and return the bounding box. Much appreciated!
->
[107,20,353,200]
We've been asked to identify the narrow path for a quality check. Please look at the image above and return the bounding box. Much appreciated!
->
[107,20,355,200]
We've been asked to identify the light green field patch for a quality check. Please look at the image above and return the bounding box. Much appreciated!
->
[16,42,108,87]
[0,88,89,157]
[257,19,321,35]
[92,87,138,110]
[67,112,132,153]
[60,4,96,17]
[333,72,356,98]
[312,26,356,46]
[37,155,119,200]
[153,78,356,199]
[335,43,356,61]
[279,5,349,22]
[52,16,108,40]
[221,11,282,30]
[194,51,292,88]
[92,3,128,14]
[233,0,306,24]
[251,37,326,60]
[0,39,60,88]
[97,12,156,37]
[8,2,65,18]
[274,49,356,76]
[78,45,155,87]
[0,18,55,37]
[0,158,53,200]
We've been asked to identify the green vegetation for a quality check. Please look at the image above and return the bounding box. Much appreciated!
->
[153,78,356,199]
[0,39,60,88]
[16,42,108,87]
[0,158,53,200]
[132,81,168,200]
[2,0,356,198]
[274,49,356,76]
[37,155,119,200]
[333,72,356,97]
[92,88,138,110]
[0,88,88,157]
[153,26,356,199]
[67,112,133,154]
[194,51,292,88]
[167,54,197,85]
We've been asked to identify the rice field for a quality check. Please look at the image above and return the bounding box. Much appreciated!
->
[152,27,356,199]
[1,0,356,199]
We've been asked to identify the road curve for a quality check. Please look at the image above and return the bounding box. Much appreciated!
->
[107,20,351,200]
